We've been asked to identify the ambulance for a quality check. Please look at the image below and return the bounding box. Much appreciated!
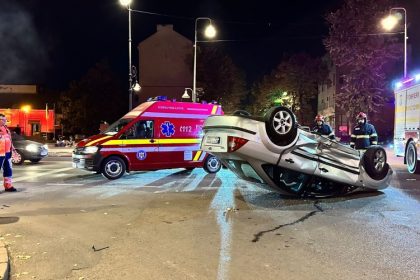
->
[72,96,223,179]
[393,75,420,174]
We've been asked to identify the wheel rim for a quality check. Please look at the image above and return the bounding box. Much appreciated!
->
[12,152,22,164]
[273,111,293,135]
[407,145,416,172]
[207,156,220,172]
[105,160,123,177]
[373,149,385,172]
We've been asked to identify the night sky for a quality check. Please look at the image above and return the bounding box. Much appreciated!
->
[0,0,419,91]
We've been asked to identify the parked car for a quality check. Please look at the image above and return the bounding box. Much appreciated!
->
[201,106,393,197]
[11,132,48,165]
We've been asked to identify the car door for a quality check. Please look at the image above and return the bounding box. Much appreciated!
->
[120,119,159,170]
[313,141,360,185]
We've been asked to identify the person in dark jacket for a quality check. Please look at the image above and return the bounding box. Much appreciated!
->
[350,112,378,150]
[312,114,335,140]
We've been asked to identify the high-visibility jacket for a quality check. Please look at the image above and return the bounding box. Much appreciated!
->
[350,123,378,150]
[0,126,12,156]
[312,123,335,140]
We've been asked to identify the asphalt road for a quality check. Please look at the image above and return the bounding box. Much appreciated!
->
[0,155,419,280]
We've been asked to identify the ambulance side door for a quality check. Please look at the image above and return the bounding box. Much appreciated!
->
[155,118,202,168]
[121,119,160,170]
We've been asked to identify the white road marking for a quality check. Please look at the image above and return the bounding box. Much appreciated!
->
[46,183,84,186]
[13,167,74,183]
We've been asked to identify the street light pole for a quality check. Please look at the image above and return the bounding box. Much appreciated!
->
[193,17,216,103]
[120,0,134,110]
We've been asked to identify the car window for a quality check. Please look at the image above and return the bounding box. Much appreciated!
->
[104,118,134,135]
[11,132,25,141]
[123,120,154,139]
[225,160,264,183]
[263,164,311,194]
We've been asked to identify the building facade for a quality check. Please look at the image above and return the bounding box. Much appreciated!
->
[137,25,193,104]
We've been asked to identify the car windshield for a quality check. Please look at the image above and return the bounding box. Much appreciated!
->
[103,118,133,135]
[11,132,25,141]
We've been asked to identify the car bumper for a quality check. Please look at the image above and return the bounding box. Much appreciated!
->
[72,153,101,171]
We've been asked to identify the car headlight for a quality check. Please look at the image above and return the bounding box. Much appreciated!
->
[83,146,99,154]
[43,144,49,150]
[25,144,39,153]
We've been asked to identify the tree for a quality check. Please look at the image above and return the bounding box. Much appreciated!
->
[251,53,326,125]
[324,0,401,119]
[196,46,247,113]
[58,60,126,135]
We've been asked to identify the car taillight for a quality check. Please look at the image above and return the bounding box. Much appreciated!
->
[227,136,248,152]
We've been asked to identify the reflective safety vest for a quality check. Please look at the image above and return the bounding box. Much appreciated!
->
[0,126,12,156]
[312,123,335,140]
[350,123,378,150]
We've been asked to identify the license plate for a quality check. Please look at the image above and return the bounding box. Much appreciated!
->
[206,136,221,145]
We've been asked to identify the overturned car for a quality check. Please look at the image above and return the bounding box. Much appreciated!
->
[201,107,393,197]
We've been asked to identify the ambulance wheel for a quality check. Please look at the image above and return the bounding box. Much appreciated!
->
[265,106,298,146]
[101,156,126,180]
[406,141,420,174]
[203,155,221,173]
[12,150,25,165]
[363,146,389,180]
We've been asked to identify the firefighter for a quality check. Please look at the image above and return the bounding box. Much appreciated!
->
[350,112,378,150]
[312,114,335,140]
[0,114,17,192]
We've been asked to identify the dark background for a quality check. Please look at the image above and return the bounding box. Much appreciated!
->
[0,0,419,91]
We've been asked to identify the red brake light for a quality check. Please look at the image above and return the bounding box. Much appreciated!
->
[227,136,248,152]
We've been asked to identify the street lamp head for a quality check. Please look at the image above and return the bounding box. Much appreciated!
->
[381,14,399,31]
[133,82,141,92]
[182,89,191,99]
[21,105,32,113]
[204,24,217,38]
[119,0,132,6]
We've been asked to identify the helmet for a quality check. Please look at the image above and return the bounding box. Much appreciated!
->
[314,114,324,122]
[356,112,367,120]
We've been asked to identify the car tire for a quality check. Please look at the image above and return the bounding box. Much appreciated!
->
[101,156,126,180]
[203,155,221,173]
[264,106,298,146]
[363,146,390,180]
[12,150,25,165]
[30,159,41,163]
[232,110,251,117]
[406,141,420,174]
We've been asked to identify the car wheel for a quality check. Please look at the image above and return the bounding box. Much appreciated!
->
[101,156,126,180]
[265,106,298,146]
[203,155,221,173]
[12,150,25,165]
[363,146,390,180]
[406,141,420,174]
[30,159,41,163]
[232,110,251,117]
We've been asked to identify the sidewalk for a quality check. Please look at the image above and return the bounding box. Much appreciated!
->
[46,144,73,157]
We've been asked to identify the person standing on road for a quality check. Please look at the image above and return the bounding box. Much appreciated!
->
[312,114,335,140]
[0,114,17,192]
[350,112,378,150]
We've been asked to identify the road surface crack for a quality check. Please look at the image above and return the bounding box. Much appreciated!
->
[252,200,323,242]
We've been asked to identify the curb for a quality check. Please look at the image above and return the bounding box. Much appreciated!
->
[0,242,9,280]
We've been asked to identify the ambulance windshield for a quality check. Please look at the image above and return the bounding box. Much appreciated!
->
[103,118,134,135]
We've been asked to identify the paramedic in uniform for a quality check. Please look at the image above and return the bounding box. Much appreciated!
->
[0,114,17,192]
[350,112,378,150]
[312,114,335,140]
